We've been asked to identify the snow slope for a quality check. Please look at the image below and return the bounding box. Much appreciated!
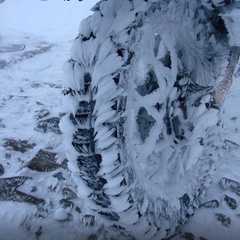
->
[0,1,100,239]
[0,0,240,239]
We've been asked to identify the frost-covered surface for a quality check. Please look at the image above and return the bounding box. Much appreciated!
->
[61,0,240,239]
[1,0,240,240]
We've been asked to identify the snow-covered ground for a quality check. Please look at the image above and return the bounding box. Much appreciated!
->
[0,1,100,239]
[0,0,240,239]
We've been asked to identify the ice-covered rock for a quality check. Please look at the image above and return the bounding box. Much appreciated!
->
[35,117,61,134]
[61,0,239,238]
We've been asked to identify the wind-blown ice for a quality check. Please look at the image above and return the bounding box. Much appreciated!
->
[61,0,240,239]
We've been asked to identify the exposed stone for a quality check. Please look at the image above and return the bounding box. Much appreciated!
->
[31,186,37,192]
[75,206,81,214]
[199,237,208,240]
[59,199,74,209]
[137,107,156,141]
[200,200,219,209]
[35,226,42,239]
[61,159,68,169]
[0,176,28,192]
[34,117,61,134]
[3,139,36,153]
[215,213,231,227]
[53,172,65,180]
[219,177,240,196]
[59,112,66,118]
[14,190,45,205]
[27,149,60,172]
[34,109,50,120]
[0,176,44,205]
[88,234,98,240]
[82,215,96,227]
[181,232,195,240]
[180,194,190,208]
[223,195,237,210]
[62,187,77,200]
[0,164,4,176]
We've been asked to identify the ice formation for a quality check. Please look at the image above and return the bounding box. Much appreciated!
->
[60,0,240,238]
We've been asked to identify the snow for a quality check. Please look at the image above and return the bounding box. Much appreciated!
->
[1,0,240,239]
[54,208,68,221]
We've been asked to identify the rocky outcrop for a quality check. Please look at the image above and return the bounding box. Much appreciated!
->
[35,117,61,134]
[215,213,231,227]
[223,195,237,210]
[200,200,219,209]
[0,176,44,205]
[27,149,60,172]
[219,177,240,196]
[3,139,36,153]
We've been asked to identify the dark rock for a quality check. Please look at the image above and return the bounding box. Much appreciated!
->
[199,237,208,240]
[180,194,190,208]
[137,107,156,141]
[31,186,37,192]
[59,112,66,118]
[34,117,61,134]
[136,70,159,96]
[53,172,65,180]
[0,164,4,176]
[62,187,77,200]
[200,200,219,209]
[14,190,45,205]
[0,60,7,69]
[223,195,237,210]
[34,109,50,120]
[82,215,96,227]
[75,206,81,214]
[3,139,36,153]
[0,176,28,192]
[67,213,73,221]
[61,159,68,169]
[219,177,240,196]
[59,199,74,209]
[181,232,195,240]
[88,234,98,240]
[0,176,44,205]
[35,226,42,239]
[215,213,231,227]
[27,149,60,172]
